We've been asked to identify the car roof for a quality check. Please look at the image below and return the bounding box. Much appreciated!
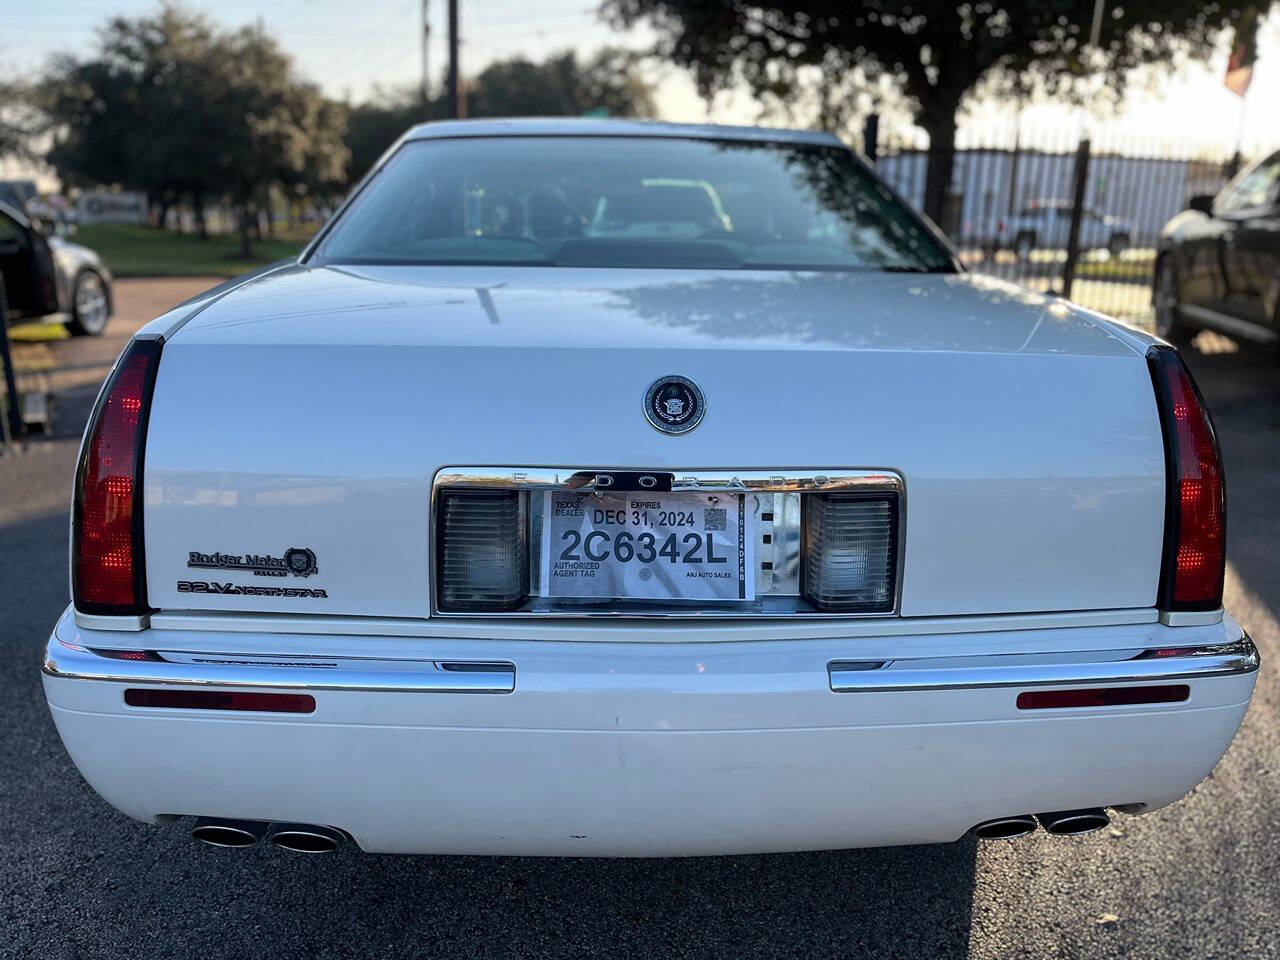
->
[401,117,845,147]
[0,182,28,211]
[0,198,30,227]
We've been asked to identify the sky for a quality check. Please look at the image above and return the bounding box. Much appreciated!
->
[3,0,1278,157]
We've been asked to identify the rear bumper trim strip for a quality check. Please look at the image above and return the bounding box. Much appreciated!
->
[828,633,1258,692]
[43,632,1254,700]
[43,641,515,694]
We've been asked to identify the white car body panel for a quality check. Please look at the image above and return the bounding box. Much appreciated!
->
[45,607,1256,856]
[142,265,1164,620]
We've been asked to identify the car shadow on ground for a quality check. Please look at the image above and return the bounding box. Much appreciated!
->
[35,816,983,960]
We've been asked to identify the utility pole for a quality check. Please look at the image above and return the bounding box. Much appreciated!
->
[446,0,462,119]
[1062,0,1106,299]
[1088,0,1105,48]
[421,0,430,109]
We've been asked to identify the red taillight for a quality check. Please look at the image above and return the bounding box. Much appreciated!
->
[1148,347,1225,611]
[73,337,162,615]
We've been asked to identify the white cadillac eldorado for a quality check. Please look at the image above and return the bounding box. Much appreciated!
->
[43,120,1257,856]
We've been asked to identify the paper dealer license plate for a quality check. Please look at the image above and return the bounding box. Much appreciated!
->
[540,492,754,602]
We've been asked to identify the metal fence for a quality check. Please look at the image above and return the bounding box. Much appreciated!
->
[866,120,1270,327]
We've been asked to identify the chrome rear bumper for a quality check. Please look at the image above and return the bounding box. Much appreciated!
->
[41,607,1259,855]
[45,630,1257,697]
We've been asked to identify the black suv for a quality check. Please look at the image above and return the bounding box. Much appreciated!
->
[1155,151,1280,348]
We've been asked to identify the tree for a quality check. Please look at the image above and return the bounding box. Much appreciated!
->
[345,91,434,188]
[0,80,42,161]
[40,4,349,252]
[215,23,349,254]
[467,48,657,119]
[604,0,1271,225]
[42,7,228,228]
[343,48,656,185]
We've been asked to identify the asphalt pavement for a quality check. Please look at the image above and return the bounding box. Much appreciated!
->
[1,281,1276,959]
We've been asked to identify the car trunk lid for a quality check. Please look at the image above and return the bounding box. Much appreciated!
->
[141,264,1164,620]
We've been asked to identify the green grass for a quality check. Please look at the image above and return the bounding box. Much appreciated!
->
[72,223,318,277]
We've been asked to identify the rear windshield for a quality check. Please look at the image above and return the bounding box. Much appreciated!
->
[311,136,954,272]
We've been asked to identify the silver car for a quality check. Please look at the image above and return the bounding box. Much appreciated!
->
[0,195,113,336]
[1003,199,1134,259]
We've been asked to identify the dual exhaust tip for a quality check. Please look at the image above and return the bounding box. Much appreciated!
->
[191,818,344,853]
[973,808,1110,840]
[196,808,1113,850]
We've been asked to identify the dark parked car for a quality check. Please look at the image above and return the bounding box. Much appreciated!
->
[1155,150,1280,347]
[0,187,112,336]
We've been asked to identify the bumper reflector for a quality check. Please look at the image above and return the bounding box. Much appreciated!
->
[1016,685,1189,710]
[802,494,897,612]
[124,689,316,713]
[437,490,529,611]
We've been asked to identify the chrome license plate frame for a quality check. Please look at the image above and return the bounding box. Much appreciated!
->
[430,468,904,618]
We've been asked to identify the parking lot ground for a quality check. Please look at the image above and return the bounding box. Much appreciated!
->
[5,277,220,426]
[1,279,1277,959]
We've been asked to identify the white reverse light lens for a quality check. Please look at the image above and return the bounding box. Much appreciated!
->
[803,495,896,612]
[438,491,528,611]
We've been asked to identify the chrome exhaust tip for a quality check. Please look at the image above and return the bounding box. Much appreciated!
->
[1036,808,1110,836]
[270,823,344,854]
[973,814,1038,840]
[191,818,268,848]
